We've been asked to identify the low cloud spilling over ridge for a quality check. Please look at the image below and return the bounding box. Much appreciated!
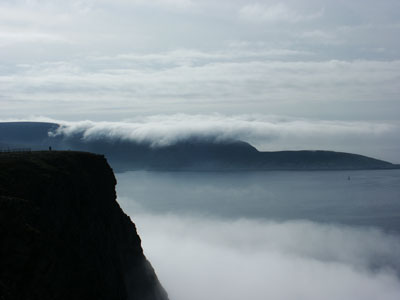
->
[41,114,400,162]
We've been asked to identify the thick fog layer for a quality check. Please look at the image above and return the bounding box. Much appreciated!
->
[131,214,400,300]
[116,170,400,300]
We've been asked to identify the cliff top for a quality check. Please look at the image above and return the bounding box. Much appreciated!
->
[1,149,111,180]
[0,150,104,169]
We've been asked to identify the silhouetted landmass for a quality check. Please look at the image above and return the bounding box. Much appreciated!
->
[0,151,168,300]
[0,121,398,171]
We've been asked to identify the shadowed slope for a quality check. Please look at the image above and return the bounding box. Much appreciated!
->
[0,121,398,171]
[0,151,168,300]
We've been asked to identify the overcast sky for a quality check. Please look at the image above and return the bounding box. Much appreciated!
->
[1,0,400,160]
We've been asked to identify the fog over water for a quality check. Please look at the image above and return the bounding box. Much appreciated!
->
[116,170,400,300]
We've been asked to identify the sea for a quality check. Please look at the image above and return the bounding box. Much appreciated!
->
[116,169,400,300]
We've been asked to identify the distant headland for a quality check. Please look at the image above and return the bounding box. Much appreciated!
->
[1,121,398,172]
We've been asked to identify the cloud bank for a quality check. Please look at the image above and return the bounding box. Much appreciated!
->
[39,114,399,162]
[120,210,400,300]
[2,57,399,114]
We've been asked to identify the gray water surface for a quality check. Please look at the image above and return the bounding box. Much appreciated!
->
[116,169,400,233]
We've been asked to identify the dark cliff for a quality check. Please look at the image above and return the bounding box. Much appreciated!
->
[0,151,168,300]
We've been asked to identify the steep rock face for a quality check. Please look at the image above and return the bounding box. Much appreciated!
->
[0,151,168,300]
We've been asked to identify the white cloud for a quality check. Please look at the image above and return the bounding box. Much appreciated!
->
[0,31,71,47]
[99,0,196,11]
[0,1,85,24]
[239,2,323,23]
[300,30,342,45]
[132,0,194,8]
[1,54,399,111]
[45,114,394,145]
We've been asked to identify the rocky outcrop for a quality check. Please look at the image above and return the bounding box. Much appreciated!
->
[0,151,168,300]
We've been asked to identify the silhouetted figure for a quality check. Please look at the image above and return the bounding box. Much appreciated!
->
[49,146,52,151]
[348,176,351,180]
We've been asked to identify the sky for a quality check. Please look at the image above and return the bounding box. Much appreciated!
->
[1,0,400,161]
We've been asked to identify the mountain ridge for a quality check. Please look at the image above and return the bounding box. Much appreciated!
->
[0,121,398,171]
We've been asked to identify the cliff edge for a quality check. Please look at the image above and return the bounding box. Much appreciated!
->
[0,151,168,300]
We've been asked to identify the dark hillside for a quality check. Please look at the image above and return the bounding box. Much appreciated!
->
[0,151,168,300]
[0,122,398,171]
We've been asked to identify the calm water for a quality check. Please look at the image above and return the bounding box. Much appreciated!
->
[116,169,400,234]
